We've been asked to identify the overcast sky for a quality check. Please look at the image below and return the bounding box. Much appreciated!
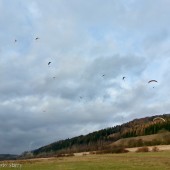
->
[1,0,170,154]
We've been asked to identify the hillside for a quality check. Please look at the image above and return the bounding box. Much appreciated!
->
[23,114,170,158]
[111,131,170,147]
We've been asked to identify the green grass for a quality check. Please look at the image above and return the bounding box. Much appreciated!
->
[0,151,170,170]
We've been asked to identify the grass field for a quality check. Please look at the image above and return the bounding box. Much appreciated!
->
[0,151,170,170]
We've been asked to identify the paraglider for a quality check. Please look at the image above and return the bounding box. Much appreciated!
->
[148,80,158,83]
[153,117,165,122]
[148,80,158,88]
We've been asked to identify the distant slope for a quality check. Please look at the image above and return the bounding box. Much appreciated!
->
[30,114,170,157]
[0,154,18,160]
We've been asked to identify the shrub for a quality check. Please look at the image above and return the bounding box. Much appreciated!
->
[136,146,149,152]
[111,146,129,153]
[96,146,129,154]
[152,146,159,152]
[89,151,96,154]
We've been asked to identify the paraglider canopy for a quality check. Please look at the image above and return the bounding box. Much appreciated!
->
[153,117,165,122]
[148,80,158,88]
[148,80,158,83]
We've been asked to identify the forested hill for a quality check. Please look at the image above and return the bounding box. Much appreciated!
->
[30,114,170,156]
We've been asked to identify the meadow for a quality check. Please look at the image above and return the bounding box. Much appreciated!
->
[0,151,170,170]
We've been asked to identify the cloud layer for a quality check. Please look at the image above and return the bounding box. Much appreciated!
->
[0,0,170,154]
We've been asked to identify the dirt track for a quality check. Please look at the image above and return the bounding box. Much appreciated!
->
[126,145,170,152]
